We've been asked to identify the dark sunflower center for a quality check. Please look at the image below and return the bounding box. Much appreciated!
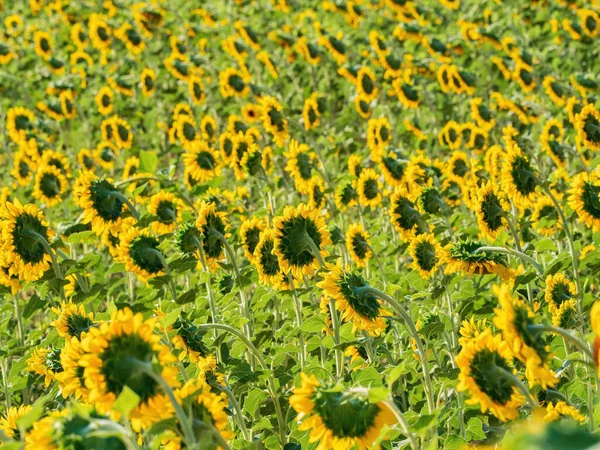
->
[537,205,558,223]
[97,26,109,41]
[11,212,49,264]
[66,314,94,339]
[173,60,188,77]
[183,122,196,141]
[363,178,379,200]
[45,346,64,374]
[258,238,280,276]
[268,108,285,131]
[129,236,164,274]
[277,216,323,268]
[40,38,50,52]
[382,157,405,180]
[548,141,566,162]
[341,273,380,319]
[195,151,215,170]
[177,225,202,254]
[312,184,325,207]
[222,137,233,157]
[519,68,533,86]
[470,348,514,404]
[340,184,358,205]
[420,188,444,215]
[100,333,160,403]
[379,126,389,142]
[550,282,573,306]
[361,74,374,95]
[481,193,505,231]
[144,74,154,91]
[244,151,262,175]
[312,390,380,438]
[126,29,141,46]
[156,200,176,224]
[192,81,203,99]
[115,124,128,142]
[452,159,468,177]
[580,182,600,219]
[18,160,31,178]
[39,172,61,198]
[509,156,537,195]
[401,84,418,101]
[585,16,597,32]
[478,104,491,122]
[228,74,246,92]
[308,106,318,125]
[330,37,345,54]
[243,227,261,256]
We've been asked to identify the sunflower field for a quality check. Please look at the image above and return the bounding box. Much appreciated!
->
[2,0,600,449]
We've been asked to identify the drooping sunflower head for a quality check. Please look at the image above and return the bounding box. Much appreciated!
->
[501,143,539,209]
[80,308,178,429]
[1,199,55,281]
[444,241,516,281]
[378,151,406,188]
[171,316,209,363]
[73,173,127,235]
[32,164,68,207]
[318,264,388,336]
[335,181,358,212]
[456,327,526,421]
[575,104,600,152]
[408,233,446,280]
[239,217,266,264]
[284,139,318,195]
[175,221,203,258]
[28,345,63,387]
[140,67,157,97]
[116,228,166,283]
[273,203,331,278]
[219,66,251,98]
[568,171,600,232]
[147,191,184,235]
[51,301,95,339]
[253,227,290,290]
[475,181,509,241]
[544,273,576,315]
[389,188,424,242]
[356,168,382,208]
[345,223,372,268]
[493,284,558,389]
[290,373,396,448]
[195,201,230,271]
[356,66,379,101]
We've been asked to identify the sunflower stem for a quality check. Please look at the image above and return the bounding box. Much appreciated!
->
[193,240,219,325]
[217,384,250,441]
[132,361,196,448]
[27,230,65,300]
[328,297,344,380]
[527,324,594,361]
[490,366,537,409]
[107,191,139,221]
[86,419,141,450]
[382,399,419,450]
[473,246,543,275]
[114,176,162,188]
[288,273,306,370]
[196,323,287,446]
[354,287,436,415]
[303,231,326,268]
[144,249,178,303]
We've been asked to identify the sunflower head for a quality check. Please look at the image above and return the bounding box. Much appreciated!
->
[51,301,95,339]
[568,171,600,232]
[195,202,230,271]
[445,241,516,280]
[240,217,266,263]
[273,204,331,278]
[475,182,508,241]
[345,223,372,268]
[389,188,424,241]
[117,228,166,282]
[408,233,446,279]
[171,316,209,363]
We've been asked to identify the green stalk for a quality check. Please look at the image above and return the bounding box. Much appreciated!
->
[474,246,544,275]
[527,324,594,361]
[490,366,537,408]
[107,191,140,221]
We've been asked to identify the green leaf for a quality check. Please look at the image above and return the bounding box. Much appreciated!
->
[112,385,141,415]
[368,387,389,403]
[466,417,486,440]
[139,150,158,173]
[386,361,407,388]
[300,316,326,333]
[23,294,45,319]
[176,288,197,305]
[244,388,268,417]
[66,230,95,244]
[535,238,557,252]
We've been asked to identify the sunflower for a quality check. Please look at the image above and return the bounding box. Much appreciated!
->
[51,301,95,339]
[568,171,600,232]
[164,54,191,81]
[290,373,396,449]
[408,233,446,279]
[81,308,178,431]
[171,317,210,363]
[147,191,184,235]
[89,13,112,50]
[0,405,33,441]
[28,346,63,387]
[302,93,324,131]
[175,375,234,442]
[354,93,372,119]
[93,139,119,169]
[34,31,53,60]
[366,117,391,162]
[493,284,558,388]
[259,95,289,147]
[253,228,290,290]
[284,140,319,195]
[389,188,424,242]
[219,67,251,98]
[378,152,406,188]
[240,217,266,264]
[356,66,379,101]
[117,228,166,283]
[444,241,517,280]
[141,67,157,97]
[470,97,496,131]
[345,223,372,268]
[531,196,560,236]
[348,154,363,178]
[273,204,331,278]
[55,335,89,400]
[318,264,388,336]
[32,164,68,207]
[1,199,54,282]
[575,104,600,152]
[500,147,538,208]
[475,182,509,241]
[40,149,72,178]
[6,106,37,144]
[111,115,134,150]
[195,201,230,272]
[391,77,420,110]
[540,119,567,168]
[356,168,382,208]
[545,273,576,316]
[456,326,525,421]
[73,172,132,235]
[542,76,566,107]
[335,181,358,212]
